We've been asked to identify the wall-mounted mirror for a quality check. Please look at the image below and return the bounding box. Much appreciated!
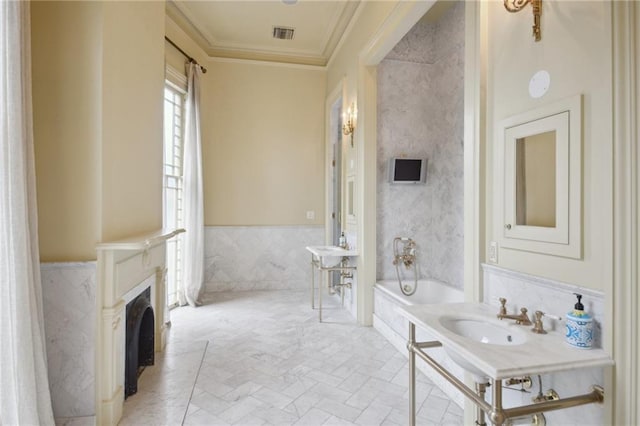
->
[515,130,556,227]
[346,175,356,225]
[497,95,582,259]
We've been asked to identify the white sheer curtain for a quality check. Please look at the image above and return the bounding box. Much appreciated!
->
[179,62,204,306]
[0,2,55,424]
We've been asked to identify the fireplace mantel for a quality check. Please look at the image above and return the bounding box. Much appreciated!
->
[97,229,184,251]
[95,228,184,426]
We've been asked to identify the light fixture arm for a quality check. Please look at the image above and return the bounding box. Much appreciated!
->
[503,0,542,42]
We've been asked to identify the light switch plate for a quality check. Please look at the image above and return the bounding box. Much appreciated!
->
[306,211,315,220]
[489,241,498,263]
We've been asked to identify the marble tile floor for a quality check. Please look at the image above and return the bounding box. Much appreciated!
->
[120,290,463,425]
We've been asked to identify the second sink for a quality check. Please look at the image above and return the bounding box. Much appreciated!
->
[306,245,358,268]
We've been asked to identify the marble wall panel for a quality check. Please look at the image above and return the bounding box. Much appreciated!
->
[384,2,464,65]
[372,287,464,408]
[385,18,436,64]
[204,225,324,292]
[377,1,464,289]
[41,262,97,418]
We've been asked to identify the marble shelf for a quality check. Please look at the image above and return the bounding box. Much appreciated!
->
[96,228,185,251]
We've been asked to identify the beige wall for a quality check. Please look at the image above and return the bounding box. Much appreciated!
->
[166,18,326,226]
[101,1,165,242]
[203,61,326,225]
[486,1,612,290]
[32,1,102,261]
[32,1,165,261]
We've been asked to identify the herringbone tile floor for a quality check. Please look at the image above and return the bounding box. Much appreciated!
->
[120,290,463,425]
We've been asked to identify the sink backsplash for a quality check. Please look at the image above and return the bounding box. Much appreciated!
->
[482,264,606,426]
[482,264,604,346]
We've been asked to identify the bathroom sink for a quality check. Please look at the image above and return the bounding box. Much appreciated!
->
[438,316,527,381]
[439,317,527,346]
[397,303,614,382]
[306,245,358,268]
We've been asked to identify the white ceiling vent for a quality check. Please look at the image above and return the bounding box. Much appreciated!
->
[272,26,295,40]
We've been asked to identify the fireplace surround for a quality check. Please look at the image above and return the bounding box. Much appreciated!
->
[95,229,183,425]
[124,286,154,398]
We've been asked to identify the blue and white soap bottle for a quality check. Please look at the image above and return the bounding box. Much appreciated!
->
[565,293,593,349]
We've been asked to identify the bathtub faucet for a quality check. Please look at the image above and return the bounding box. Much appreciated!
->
[392,237,418,296]
[392,237,416,269]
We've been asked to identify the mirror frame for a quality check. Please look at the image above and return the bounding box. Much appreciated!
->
[496,95,582,259]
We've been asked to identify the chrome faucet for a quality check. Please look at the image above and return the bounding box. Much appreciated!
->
[392,237,416,268]
[497,297,532,325]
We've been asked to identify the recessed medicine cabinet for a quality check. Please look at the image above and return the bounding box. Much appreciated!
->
[496,95,582,259]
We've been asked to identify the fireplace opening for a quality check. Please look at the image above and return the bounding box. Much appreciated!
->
[125,287,154,398]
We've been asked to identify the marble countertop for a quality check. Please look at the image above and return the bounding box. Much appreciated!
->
[305,245,359,258]
[397,302,614,380]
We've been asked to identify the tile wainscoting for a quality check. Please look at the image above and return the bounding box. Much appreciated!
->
[204,225,324,293]
[483,264,607,426]
[41,262,97,420]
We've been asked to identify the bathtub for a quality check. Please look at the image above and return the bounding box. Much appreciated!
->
[374,279,463,305]
[373,279,465,408]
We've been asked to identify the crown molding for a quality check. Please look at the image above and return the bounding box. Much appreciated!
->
[320,1,360,58]
[205,46,325,67]
[208,52,326,69]
[169,0,217,46]
[166,0,358,67]
[326,1,366,70]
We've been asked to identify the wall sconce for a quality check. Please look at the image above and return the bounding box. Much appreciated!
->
[342,102,357,147]
[504,0,542,42]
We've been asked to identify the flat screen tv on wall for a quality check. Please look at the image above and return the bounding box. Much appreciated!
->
[389,158,427,184]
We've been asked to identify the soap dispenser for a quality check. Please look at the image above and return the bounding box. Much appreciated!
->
[338,232,346,249]
[565,293,593,349]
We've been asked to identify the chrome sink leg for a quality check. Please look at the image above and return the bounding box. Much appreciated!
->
[408,323,416,426]
[491,379,506,426]
[319,269,323,322]
[475,381,488,426]
[310,257,315,309]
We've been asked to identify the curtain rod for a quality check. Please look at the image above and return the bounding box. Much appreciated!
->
[165,36,207,74]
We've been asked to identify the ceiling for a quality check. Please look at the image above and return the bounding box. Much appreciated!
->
[166,0,361,67]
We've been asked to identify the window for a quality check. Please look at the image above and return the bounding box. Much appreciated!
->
[163,83,186,307]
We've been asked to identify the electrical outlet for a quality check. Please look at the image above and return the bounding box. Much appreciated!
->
[306,211,315,220]
[489,241,498,263]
